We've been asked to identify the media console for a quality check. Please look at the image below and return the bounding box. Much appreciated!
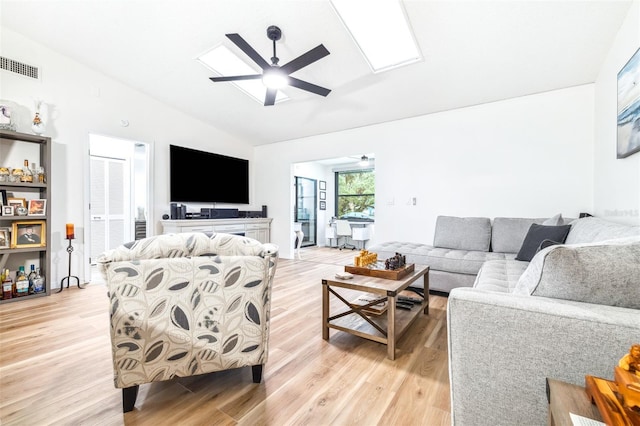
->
[161,218,272,244]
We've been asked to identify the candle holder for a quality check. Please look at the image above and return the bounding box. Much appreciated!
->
[58,237,84,292]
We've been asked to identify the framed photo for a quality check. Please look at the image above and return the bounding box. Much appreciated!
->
[319,191,326,200]
[319,180,326,191]
[0,189,6,206]
[0,227,10,248]
[2,205,13,216]
[7,197,26,208]
[617,47,640,158]
[11,220,46,248]
[319,201,326,210]
[27,199,46,216]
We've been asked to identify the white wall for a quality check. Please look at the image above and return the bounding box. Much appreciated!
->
[255,85,595,258]
[594,1,640,225]
[1,28,256,285]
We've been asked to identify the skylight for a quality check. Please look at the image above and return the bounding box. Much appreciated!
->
[330,0,422,73]
[197,45,288,104]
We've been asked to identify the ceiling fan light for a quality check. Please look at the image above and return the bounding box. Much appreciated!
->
[262,68,289,89]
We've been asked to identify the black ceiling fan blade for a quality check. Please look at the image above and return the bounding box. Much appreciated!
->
[288,77,331,97]
[226,33,271,70]
[210,74,262,82]
[280,44,330,75]
[264,88,277,106]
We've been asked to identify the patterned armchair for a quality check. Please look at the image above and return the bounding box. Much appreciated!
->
[97,232,279,412]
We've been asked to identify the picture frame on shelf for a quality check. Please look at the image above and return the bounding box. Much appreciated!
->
[7,197,26,208]
[319,180,326,191]
[319,201,326,210]
[11,220,46,248]
[0,227,9,249]
[320,191,326,200]
[2,205,13,216]
[0,189,6,206]
[27,199,46,216]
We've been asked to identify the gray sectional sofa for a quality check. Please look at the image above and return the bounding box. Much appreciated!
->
[447,217,640,425]
[368,214,568,293]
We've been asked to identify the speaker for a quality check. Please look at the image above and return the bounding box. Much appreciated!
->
[201,208,239,219]
[261,205,267,218]
[171,203,186,219]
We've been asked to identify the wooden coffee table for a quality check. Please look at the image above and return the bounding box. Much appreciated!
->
[321,264,429,360]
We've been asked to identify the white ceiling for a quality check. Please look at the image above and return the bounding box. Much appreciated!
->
[1,0,632,146]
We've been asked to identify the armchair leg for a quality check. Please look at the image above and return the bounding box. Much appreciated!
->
[122,385,139,413]
[252,364,263,383]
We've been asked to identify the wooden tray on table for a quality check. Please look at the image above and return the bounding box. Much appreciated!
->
[345,263,415,280]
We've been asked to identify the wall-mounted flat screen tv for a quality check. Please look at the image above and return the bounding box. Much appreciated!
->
[170,144,249,204]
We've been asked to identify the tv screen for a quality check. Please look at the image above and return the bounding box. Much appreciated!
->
[170,144,249,204]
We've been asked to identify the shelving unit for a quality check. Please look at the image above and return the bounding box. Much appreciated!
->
[0,130,51,303]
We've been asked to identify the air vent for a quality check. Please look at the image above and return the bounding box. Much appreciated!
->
[0,56,40,80]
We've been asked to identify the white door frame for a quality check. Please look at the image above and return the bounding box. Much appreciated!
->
[83,133,153,281]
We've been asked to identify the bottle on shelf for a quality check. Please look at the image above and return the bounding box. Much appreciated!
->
[37,166,46,183]
[20,159,33,183]
[14,266,30,297]
[28,264,37,294]
[30,162,38,183]
[2,269,12,300]
[32,267,45,294]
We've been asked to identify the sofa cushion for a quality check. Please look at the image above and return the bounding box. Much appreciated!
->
[542,213,564,226]
[368,241,513,275]
[565,217,640,244]
[473,259,530,293]
[491,217,546,253]
[434,216,491,252]
[514,239,640,309]
[515,224,571,261]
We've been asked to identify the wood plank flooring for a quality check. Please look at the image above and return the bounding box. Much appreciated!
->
[0,247,450,425]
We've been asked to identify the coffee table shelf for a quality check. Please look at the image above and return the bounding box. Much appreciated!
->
[322,264,429,360]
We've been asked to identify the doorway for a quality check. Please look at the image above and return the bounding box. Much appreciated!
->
[294,176,317,247]
[87,134,151,264]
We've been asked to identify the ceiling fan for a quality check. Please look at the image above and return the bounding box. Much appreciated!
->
[210,25,331,106]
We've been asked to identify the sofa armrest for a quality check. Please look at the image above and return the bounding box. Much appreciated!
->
[447,288,640,426]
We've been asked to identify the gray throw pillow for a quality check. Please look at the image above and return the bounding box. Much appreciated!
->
[524,241,640,309]
[515,224,571,261]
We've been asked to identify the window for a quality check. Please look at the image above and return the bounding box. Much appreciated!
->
[335,169,375,221]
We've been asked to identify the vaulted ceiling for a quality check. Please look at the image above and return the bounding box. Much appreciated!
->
[1,0,632,145]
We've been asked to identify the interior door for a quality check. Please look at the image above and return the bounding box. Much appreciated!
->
[90,156,129,262]
[294,176,317,247]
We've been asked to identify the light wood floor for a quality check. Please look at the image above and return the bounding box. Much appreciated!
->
[0,247,450,425]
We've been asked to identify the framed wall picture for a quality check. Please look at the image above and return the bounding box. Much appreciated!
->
[319,201,326,210]
[319,180,326,190]
[2,205,14,216]
[27,199,46,216]
[319,191,326,200]
[0,227,10,248]
[617,47,640,158]
[11,220,46,248]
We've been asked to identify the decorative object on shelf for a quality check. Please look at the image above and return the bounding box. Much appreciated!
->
[59,223,83,292]
[617,47,640,159]
[27,199,46,216]
[0,105,15,131]
[11,220,46,248]
[2,206,13,216]
[14,206,28,216]
[31,100,45,135]
[0,228,9,249]
[7,197,26,209]
[0,189,6,206]
[0,167,9,182]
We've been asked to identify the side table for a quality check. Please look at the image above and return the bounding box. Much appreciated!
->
[546,378,603,426]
